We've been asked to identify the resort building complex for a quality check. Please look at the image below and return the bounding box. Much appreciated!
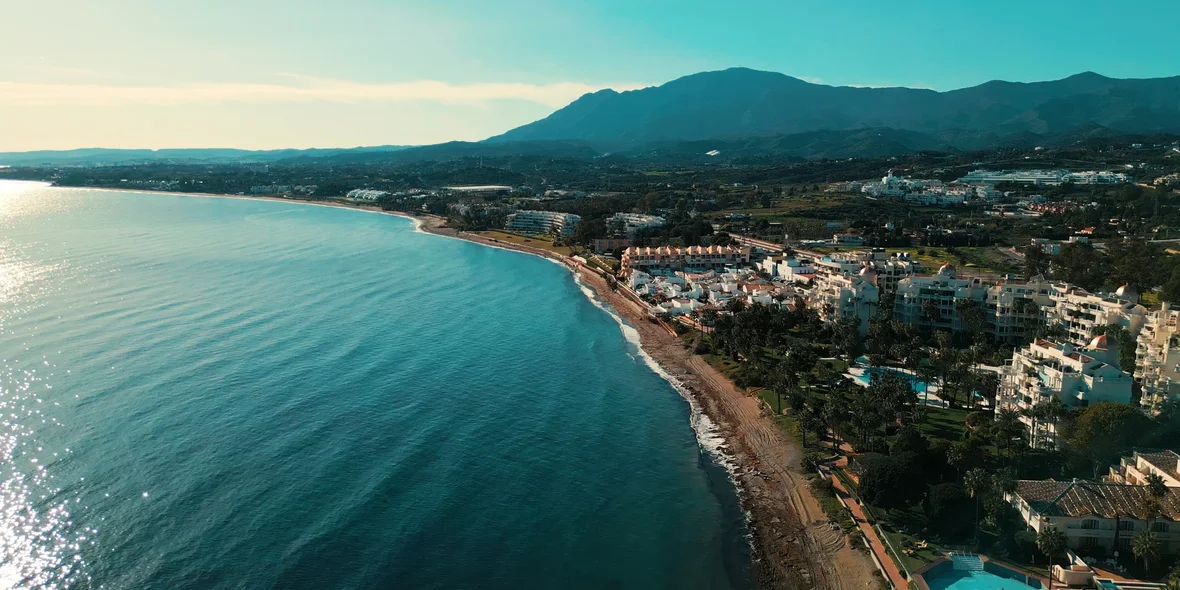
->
[616,239,1179,431]
[606,213,666,237]
[958,169,1131,185]
[504,210,582,236]
[621,245,751,274]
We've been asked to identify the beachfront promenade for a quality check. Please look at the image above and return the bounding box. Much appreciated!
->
[828,467,908,590]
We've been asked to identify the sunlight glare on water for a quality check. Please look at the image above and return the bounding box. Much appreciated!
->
[1,184,91,588]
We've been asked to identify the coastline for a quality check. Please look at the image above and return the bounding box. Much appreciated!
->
[33,185,876,590]
[407,216,878,590]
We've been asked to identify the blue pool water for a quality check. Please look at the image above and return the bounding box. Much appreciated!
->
[922,560,1042,590]
[853,367,929,393]
[0,182,751,589]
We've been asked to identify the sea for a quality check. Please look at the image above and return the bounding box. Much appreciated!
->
[0,181,751,589]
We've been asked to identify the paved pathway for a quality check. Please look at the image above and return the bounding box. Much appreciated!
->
[826,440,910,590]
[828,473,909,590]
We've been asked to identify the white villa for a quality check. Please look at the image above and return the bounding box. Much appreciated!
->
[1007,479,1180,555]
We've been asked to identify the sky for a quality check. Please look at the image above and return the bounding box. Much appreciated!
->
[2,0,1178,152]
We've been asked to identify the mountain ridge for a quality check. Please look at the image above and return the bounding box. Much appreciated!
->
[487,67,1180,149]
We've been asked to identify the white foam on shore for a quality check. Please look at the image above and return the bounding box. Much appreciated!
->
[572,274,744,482]
[572,274,754,544]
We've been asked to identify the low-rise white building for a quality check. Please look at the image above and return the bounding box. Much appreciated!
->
[621,245,751,274]
[346,188,390,200]
[607,213,665,237]
[1007,479,1180,556]
[1107,450,1180,488]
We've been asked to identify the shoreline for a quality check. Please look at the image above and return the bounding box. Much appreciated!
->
[29,185,876,590]
[405,213,877,590]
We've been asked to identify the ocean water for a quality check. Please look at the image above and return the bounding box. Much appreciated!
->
[0,182,750,589]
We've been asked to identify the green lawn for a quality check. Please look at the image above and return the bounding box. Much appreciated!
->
[471,231,576,255]
[914,405,970,442]
[756,389,800,442]
[806,246,1019,276]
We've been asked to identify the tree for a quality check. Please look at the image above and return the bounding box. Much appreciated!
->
[1146,473,1169,501]
[963,468,991,544]
[1105,238,1165,293]
[1132,530,1160,577]
[1167,561,1180,590]
[857,453,922,509]
[1037,528,1067,590]
[1064,402,1155,476]
[831,317,863,364]
[891,426,929,457]
[801,408,825,448]
[1052,242,1106,291]
[927,483,973,540]
[1023,243,1051,279]
[994,409,1026,455]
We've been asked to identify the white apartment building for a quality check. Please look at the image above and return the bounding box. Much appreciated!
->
[1007,479,1180,556]
[504,210,581,236]
[346,189,390,200]
[808,271,879,336]
[985,279,1055,344]
[1135,304,1180,416]
[607,213,665,237]
[959,169,1069,185]
[893,266,989,333]
[1045,284,1146,348]
[805,250,919,293]
[997,337,1133,449]
[621,245,751,274]
[1107,450,1180,488]
[1061,171,1131,185]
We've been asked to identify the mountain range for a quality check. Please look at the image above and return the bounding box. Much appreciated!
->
[4,68,1178,167]
[488,68,1180,151]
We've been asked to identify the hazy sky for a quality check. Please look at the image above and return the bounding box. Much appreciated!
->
[3,0,1178,152]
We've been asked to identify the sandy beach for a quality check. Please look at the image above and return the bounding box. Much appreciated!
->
[43,187,878,590]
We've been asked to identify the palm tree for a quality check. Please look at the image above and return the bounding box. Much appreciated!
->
[918,363,938,409]
[1132,530,1160,577]
[1146,473,1168,500]
[964,468,990,545]
[1037,528,1066,590]
[993,407,1024,459]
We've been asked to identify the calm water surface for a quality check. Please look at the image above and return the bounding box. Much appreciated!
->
[0,182,750,589]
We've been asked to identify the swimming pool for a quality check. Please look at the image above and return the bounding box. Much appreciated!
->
[852,366,930,394]
[920,559,1042,590]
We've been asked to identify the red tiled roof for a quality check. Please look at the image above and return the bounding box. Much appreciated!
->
[1015,479,1180,519]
